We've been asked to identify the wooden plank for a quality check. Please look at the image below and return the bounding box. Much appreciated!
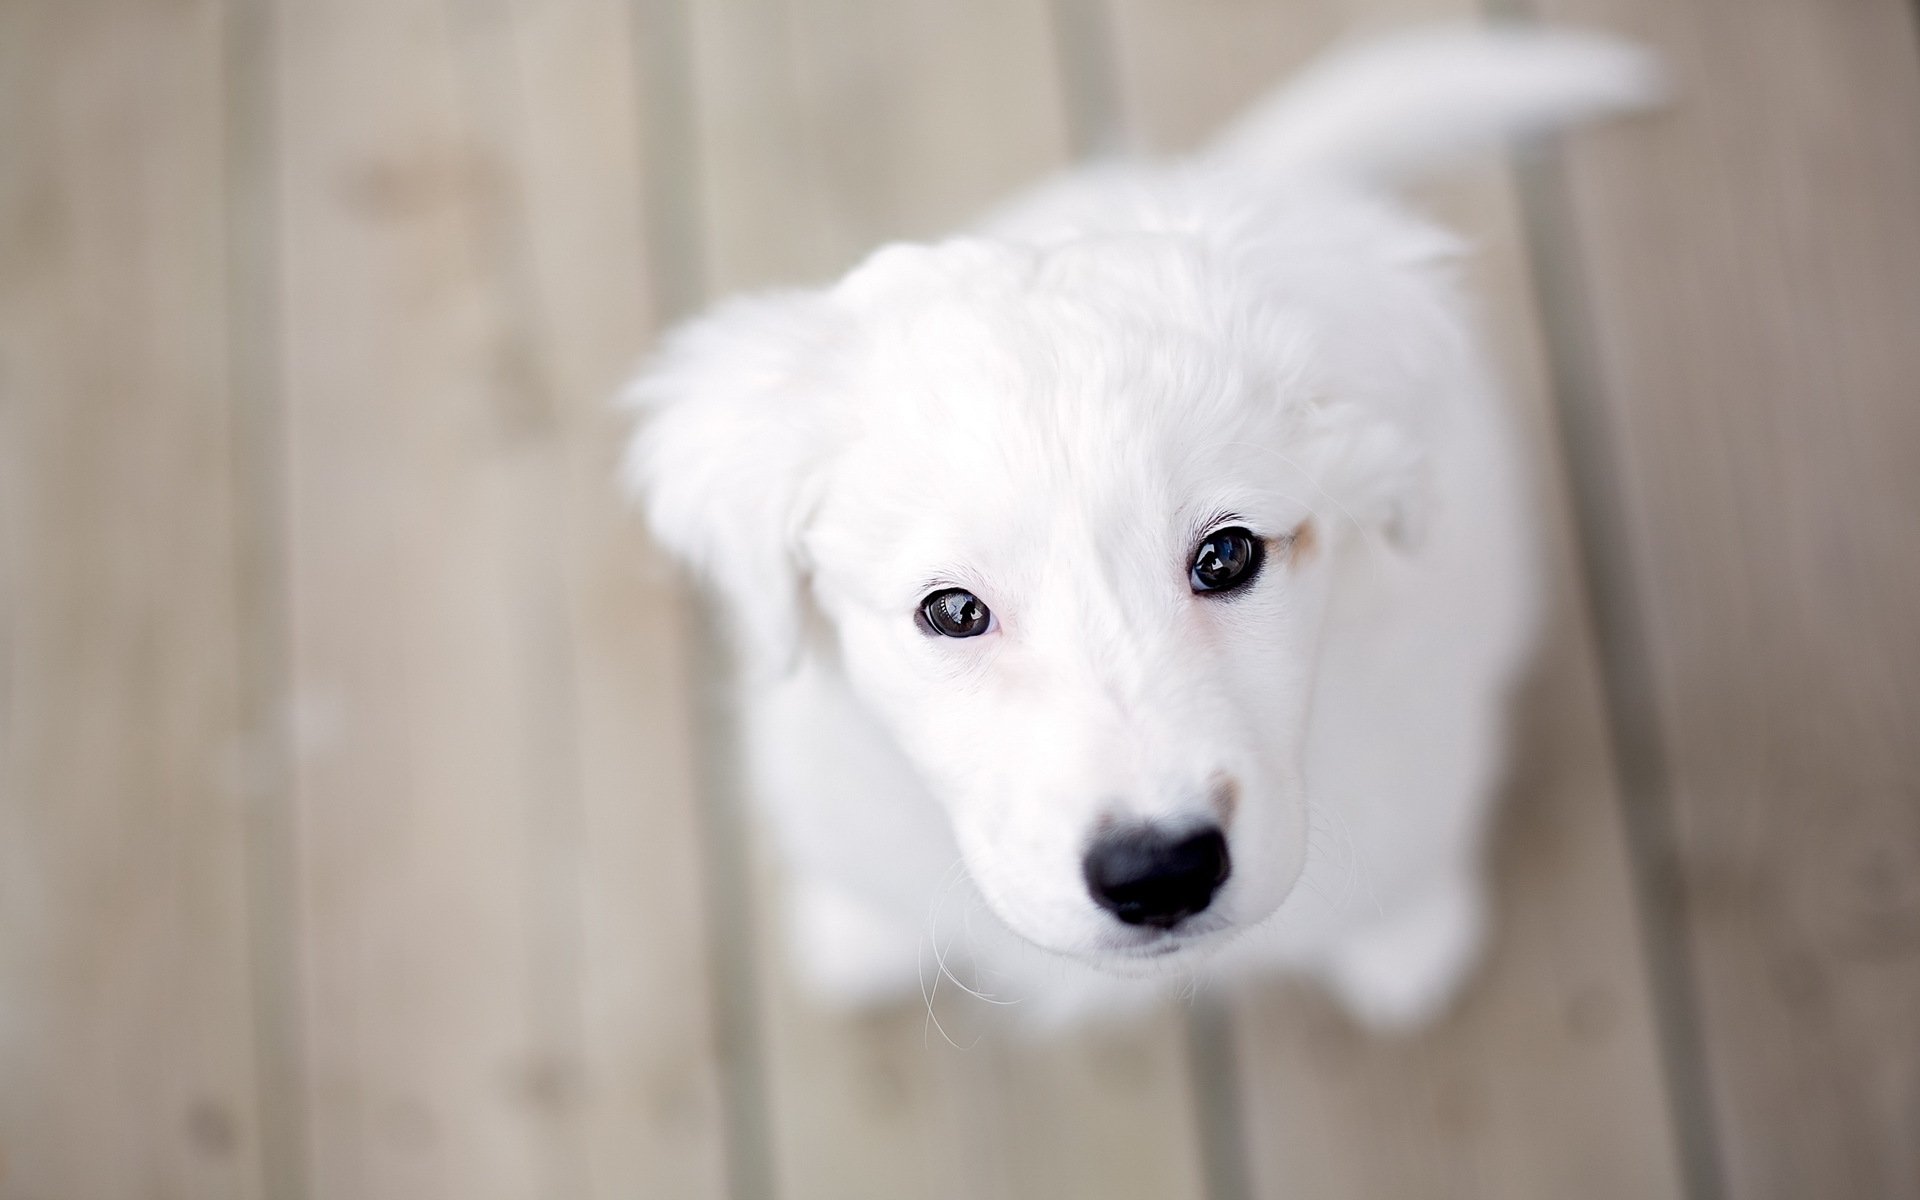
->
[0,2,267,1196]
[271,0,726,1193]
[444,1,736,1196]
[1529,0,1920,1194]
[692,0,1081,296]
[1104,2,1688,1195]
[681,1,1210,1197]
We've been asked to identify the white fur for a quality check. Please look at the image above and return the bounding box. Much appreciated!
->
[623,25,1660,1029]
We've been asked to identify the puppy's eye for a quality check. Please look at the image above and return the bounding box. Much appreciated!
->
[1190,527,1264,594]
[920,588,992,638]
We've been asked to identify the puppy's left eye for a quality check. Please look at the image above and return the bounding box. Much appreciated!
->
[920,588,993,638]
[1190,527,1264,594]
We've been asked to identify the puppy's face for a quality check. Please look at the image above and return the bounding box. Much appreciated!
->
[633,230,1433,970]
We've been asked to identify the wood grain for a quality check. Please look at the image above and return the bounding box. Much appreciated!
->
[1531,0,1920,1194]
[274,2,561,1192]
[272,0,727,1195]
[0,2,266,1196]
[1104,2,1687,1195]
[450,1,735,1195]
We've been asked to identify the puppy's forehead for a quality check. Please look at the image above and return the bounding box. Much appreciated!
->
[840,238,1275,443]
[828,382,1185,566]
[812,242,1298,588]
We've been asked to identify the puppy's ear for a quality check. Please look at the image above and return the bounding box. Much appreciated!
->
[621,290,839,671]
[1297,402,1430,553]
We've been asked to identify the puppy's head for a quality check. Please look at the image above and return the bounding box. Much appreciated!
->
[627,212,1451,969]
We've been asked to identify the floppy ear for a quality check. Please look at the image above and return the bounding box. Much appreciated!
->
[621,290,839,672]
[1295,401,1430,553]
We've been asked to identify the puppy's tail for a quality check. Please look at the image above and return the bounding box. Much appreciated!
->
[1205,24,1665,186]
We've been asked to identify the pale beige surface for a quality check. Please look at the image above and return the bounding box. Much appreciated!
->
[1535,1,1920,1194]
[1,2,1914,1198]
[0,5,264,1198]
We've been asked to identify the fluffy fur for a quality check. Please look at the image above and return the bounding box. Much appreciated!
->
[623,25,1661,1029]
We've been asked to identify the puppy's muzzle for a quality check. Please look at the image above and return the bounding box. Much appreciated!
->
[1083,824,1231,930]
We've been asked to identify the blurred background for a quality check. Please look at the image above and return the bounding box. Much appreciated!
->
[3,0,1917,1198]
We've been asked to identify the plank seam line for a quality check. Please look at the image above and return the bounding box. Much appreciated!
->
[226,0,314,1196]
[1478,9,1731,1197]
[1048,0,1130,161]
[1504,137,1730,1200]
[631,1,780,1197]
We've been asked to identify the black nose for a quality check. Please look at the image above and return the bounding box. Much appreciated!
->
[1083,825,1231,930]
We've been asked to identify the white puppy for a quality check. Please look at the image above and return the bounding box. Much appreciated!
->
[625,27,1660,1030]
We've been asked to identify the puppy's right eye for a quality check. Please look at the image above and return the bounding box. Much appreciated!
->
[1190,526,1264,595]
[920,588,992,638]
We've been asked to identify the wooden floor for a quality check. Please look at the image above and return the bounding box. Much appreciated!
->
[3,1,1917,1197]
